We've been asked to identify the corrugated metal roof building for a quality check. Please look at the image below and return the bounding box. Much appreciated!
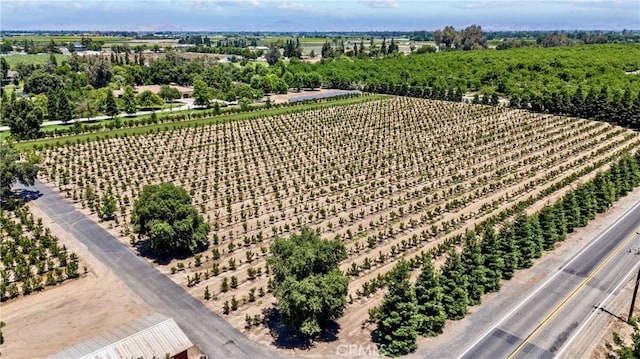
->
[48,314,193,359]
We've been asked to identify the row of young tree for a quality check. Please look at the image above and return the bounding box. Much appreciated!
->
[0,204,82,302]
[373,153,640,357]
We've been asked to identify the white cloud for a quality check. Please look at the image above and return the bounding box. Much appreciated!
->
[191,0,259,8]
[64,1,82,9]
[358,0,400,8]
[277,1,314,11]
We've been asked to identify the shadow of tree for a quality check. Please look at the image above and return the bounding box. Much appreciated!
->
[1,188,43,210]
[262,307,340,350]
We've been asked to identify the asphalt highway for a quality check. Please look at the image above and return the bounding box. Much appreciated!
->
[458,199,640,359]
[25,181,289,359]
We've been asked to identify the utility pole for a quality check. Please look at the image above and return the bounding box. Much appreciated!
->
[628,240,640,323]
[629,264,640,322]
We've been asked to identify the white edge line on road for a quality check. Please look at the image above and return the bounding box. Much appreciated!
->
[456,198,640,359]
[555,248,640,358]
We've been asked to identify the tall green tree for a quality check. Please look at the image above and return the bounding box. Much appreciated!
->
[440,250,469,320]
[268,229,348,337]
[497,224,518,279]
[158,85,181,104]
[193,78,211,108]
[265,45,281,66]
[513,214,536,268]
[57,89,73,123]
[121,85,137,115]
[480,224,504,292]
[376,259,420,357]
[563,190,582,232]
[0,140,40,198]
[46,88,59,121]
[5,97,43,140]
[462,230,488,305]
[75,98,97,121]
[105,90,119,118]
[538,205,559,250]
[414,256,446,336]
[131,182,210,258]
[137,90,164,109]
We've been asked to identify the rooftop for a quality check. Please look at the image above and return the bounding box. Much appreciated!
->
[48,314,193,359]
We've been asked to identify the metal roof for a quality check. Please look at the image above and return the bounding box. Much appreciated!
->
[48,314,193,359]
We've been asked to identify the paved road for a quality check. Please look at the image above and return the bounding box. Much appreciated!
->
[0,98,195,132]
[24,181,290,359]
[457,199,640,359]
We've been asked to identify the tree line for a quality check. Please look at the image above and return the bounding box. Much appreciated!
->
[288,43,640,130]
[373,152,640,356]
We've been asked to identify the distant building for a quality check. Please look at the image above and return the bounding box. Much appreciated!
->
[48,314,194,359]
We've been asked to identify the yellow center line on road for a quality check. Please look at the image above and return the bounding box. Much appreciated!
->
[507,225,640,359]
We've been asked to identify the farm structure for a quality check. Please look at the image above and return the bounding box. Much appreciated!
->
[38,96,640,339]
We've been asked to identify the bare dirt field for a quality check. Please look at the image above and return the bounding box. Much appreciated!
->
[0,204,152,358]
[36,97,640,355]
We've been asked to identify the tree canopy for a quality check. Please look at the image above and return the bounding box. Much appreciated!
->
[121,85,138,115]
[2,94,43,140]
[375,259,420,357]
[268,228,348,337]
[193,78,211,108]
[0,140,40,198]
[131,182,210,258]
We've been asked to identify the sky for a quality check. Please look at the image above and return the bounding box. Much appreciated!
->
[0,0,638,32]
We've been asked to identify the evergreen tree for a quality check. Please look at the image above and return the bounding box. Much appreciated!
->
[105,90,119,118]
[440,251,469,320]
[631,92,640,128]
[497,224,518,279]
[321,41,334,59]
[583,87,597,118]
[538,205,559,250]
[529,215,544,258]
[46,89,58,121]
[461,230,487,306]
[571,86,585,117]
[376,259,419,357]
[480,224,504,292]
[513,214,535,268]
[388,38,399,54]
[121,85,137,115]
[563,190,582,232]
[593,172,616,213]
[57,89,73,123]
[414,256,446,336]
[553,200,568,241]
[576,182,597,226]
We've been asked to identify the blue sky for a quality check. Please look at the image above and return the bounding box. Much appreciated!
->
[1,0,638,31]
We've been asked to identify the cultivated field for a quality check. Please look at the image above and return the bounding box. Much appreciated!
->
[0,205,82,301]
[38,97,640,350]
